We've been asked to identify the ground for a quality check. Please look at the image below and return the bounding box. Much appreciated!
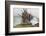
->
[13,23,39,28]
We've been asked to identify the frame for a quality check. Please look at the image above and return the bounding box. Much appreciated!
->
[5,1,45,35]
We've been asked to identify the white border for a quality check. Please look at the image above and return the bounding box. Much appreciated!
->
[10,5,43,33]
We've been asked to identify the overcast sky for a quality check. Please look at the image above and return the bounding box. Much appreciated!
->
[13,8,39,18]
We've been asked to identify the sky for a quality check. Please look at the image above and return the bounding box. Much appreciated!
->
[13,8,39,18]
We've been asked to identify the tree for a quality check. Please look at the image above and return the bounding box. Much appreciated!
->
[22,9,30,24]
